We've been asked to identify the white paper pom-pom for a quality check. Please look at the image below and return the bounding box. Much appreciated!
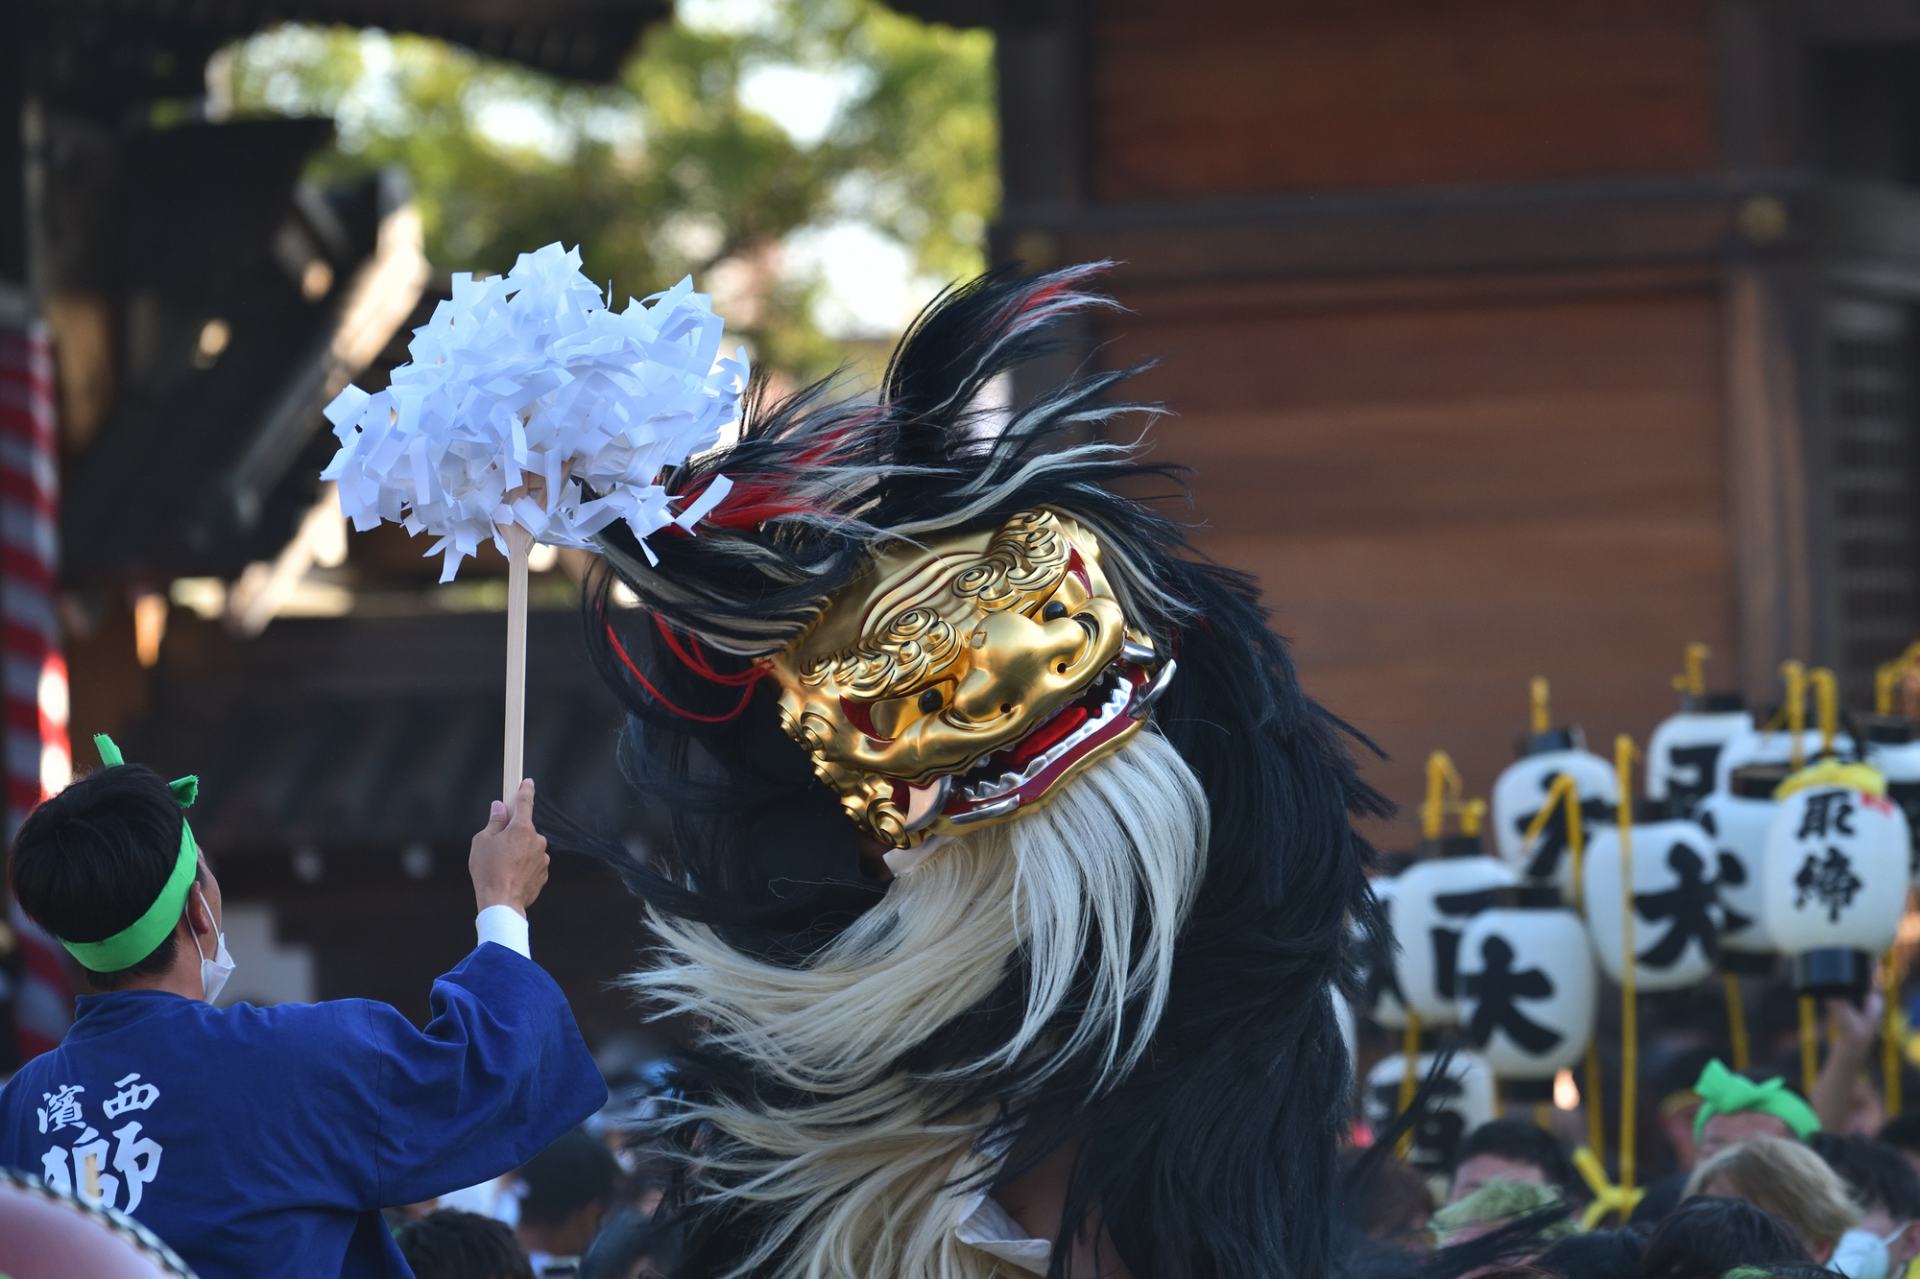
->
[320,242,749,582]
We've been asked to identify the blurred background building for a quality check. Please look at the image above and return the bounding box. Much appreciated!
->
[1,0,992,1051]
[4,0,1920,1055]
[958,0,1920,820]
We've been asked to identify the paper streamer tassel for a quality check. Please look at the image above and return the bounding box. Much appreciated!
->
[320,242,749,581]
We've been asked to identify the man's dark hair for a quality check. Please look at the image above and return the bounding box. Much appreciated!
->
[1809,1131,1920,1218]
[1630,1170,1689,1226]
[398,1210,533,1279]
[1532,1228,1647,1279]
[1454,1118,1583,1201]
[1879,1111,1920,1156]
[518,1128,619,1229]
[8,764,198,990]
[1639,1196,1811,1279]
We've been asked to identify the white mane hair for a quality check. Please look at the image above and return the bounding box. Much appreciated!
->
[629,729,1209,1278]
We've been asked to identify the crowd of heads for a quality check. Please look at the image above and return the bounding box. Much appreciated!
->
[1335,1052,1920,1279]
[393,1124,675,1279]
[379,1013,1920,1279]
[395,1103,1920,1279]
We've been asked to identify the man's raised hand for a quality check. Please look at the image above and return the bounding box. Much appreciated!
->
[469,778,550,917]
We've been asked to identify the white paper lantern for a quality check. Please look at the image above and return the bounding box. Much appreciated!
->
[1362,875,1411,1030]
[1864,718,1920,887]
[1714,727,1857,795]
[1692,768,1787,972]
[1456,892,1597,1097]
[1363,1049,1498,1173]
[1391,839,1519,1027]
[1762,781,1911,995]
[1490,729,1619,900]
[1583,812,1724,991]
[1648,695,1752,808]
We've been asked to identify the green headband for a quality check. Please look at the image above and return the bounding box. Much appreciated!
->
[57,735,202,972]
[1691,1058,1821,1142]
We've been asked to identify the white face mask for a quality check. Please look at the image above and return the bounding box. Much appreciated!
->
[1831,1227,1892,1279]
[191,887,236,1004]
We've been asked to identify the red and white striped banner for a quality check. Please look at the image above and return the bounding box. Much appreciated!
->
[3,310,75,1059]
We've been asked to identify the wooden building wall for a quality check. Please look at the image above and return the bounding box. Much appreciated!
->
[985,0,1920,829]
[1089,0,1719,198]
[1121,282,1736,819]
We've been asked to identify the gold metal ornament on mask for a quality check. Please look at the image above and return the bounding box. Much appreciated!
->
[770,509,1176,849]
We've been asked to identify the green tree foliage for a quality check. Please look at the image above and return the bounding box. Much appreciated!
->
[225,0,996,378]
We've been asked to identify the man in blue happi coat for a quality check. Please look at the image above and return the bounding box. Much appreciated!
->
[0,736,607,1278]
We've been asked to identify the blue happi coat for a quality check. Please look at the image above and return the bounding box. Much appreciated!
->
[0,942,606,1278]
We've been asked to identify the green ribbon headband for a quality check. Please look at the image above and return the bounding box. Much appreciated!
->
[57,735,201,972]
[1691,1058,1821,1142]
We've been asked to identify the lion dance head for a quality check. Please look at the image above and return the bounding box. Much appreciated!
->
[566,266,1386,1278]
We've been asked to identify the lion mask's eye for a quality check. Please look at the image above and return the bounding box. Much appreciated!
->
[1023,567,1090,625]
[862,680,956,742]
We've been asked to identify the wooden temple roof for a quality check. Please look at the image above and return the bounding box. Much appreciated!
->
[27,0,670,97]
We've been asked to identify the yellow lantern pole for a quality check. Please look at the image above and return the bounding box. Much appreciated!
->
[1870,652,1915,1116]
[1523,775,1585,908]
[1563,784,1603,1160]
[1583,1036,1607,1170]
[1877,644,1920,716]
[1805,662,1841,1102]
[1563,785,1584,911]
[1810,667,1839,760]
[1707,647,1751,1072]
[1800,994,1820,1100]
[1724,973,1752,1074]
[1526,773,1608,1177]
[1423,751,1461,843]
[1396,1012,1423,1160]
[1675,637,1734,1082]
[1674,643,1710,702]
[1401,749,1462,1158]
[1876,647,1920,1115]
[1782,661,1808,770]
[1616,735,1641,1208]
[1880,665,1903,718]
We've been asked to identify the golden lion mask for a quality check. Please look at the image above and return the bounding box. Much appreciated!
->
[769,509,1175,849]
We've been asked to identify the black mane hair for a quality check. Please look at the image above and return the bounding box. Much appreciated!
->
[556,264,1390,1278]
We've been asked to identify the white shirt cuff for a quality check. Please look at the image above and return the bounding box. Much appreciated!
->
[475,905,531,959]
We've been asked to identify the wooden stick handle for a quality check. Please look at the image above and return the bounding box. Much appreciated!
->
[503,524,534,803]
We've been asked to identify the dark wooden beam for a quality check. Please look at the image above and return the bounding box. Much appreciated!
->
[1716,0,1808,170]
[1722,261,1818,689]
[997,176,1920,292]
[992,8,1091,231]
[878,0,1070,28]
[1001,175,1822,287]
[27,0,673,92]
[988,0,1092,404]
